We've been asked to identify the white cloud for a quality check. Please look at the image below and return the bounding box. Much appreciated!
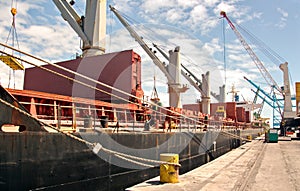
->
[176,0,200,8]
[190,5,209,23]
[216,1,235,14]
[275,8,288,29]
[141,0,175,13]
[277,8,288,18]
[165,8,185,23]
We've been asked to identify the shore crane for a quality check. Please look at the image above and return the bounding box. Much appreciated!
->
[220,11,282,94]
[220,11,297,134]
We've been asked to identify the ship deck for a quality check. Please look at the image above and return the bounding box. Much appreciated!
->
[126,135,300,191]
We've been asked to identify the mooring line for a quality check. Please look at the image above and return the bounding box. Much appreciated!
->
[0,97,180,168]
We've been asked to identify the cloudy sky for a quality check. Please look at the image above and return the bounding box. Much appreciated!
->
[0,0,299,119]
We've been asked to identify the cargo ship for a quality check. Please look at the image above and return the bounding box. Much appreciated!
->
[0,1,264,190]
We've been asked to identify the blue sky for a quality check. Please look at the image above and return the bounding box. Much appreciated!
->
[0,0,299,120]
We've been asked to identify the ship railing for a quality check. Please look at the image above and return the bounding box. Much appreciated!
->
[18,101,247,133]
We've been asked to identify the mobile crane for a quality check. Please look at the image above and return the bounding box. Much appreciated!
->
[220,11,298,135]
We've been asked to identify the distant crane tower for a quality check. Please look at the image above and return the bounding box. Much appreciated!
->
[227,84,239,102]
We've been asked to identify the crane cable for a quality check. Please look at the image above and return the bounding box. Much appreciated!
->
[235,22,285,64]
[0,96,181,168]
[2,0,23,89]
[234,20,295,94]
[116,9,224,96]
[222,17,227,94]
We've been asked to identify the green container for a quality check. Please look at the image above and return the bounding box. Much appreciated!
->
[268,129,278,143]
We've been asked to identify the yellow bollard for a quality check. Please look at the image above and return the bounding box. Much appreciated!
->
[247,135,252,140]
[160,153,179,183]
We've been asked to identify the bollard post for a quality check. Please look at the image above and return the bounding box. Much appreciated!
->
[160,153,179,183]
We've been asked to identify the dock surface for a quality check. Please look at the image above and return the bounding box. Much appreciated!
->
[127,137,300,191]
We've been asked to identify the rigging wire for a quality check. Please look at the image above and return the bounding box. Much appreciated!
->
[113,7,222,85]
[231,19,286,65]
[222,18,227,91]
[229,18,296,96]
[115,9,177,48]
[0,42,208,126]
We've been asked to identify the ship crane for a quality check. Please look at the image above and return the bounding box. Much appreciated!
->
[110,5,227,113]
[153,43,220,114]
[153,43,226,103]
[110,5,228,113]
[110,5,189,109]
[53,0,106,57]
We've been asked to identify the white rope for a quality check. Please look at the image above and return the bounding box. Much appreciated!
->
[0,97,94,146]
[220,130,252,142]
[0,96,180,168]
[0,47,204,126]
[0,43,172,113]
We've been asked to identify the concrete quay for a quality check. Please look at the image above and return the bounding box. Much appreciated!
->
[126,137,300,191]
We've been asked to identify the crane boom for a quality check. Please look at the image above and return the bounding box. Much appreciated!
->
[220,11,282,94]
[110,5,191,108]
[109,5,173,82]
[153,43,207,96]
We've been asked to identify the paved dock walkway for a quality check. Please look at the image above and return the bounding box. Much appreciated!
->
[126,137,300,191]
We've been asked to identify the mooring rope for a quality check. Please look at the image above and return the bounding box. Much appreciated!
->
[0,96,181,168]
[0,43,195,123]
[220,130,252,142]
[0,46,204,126]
